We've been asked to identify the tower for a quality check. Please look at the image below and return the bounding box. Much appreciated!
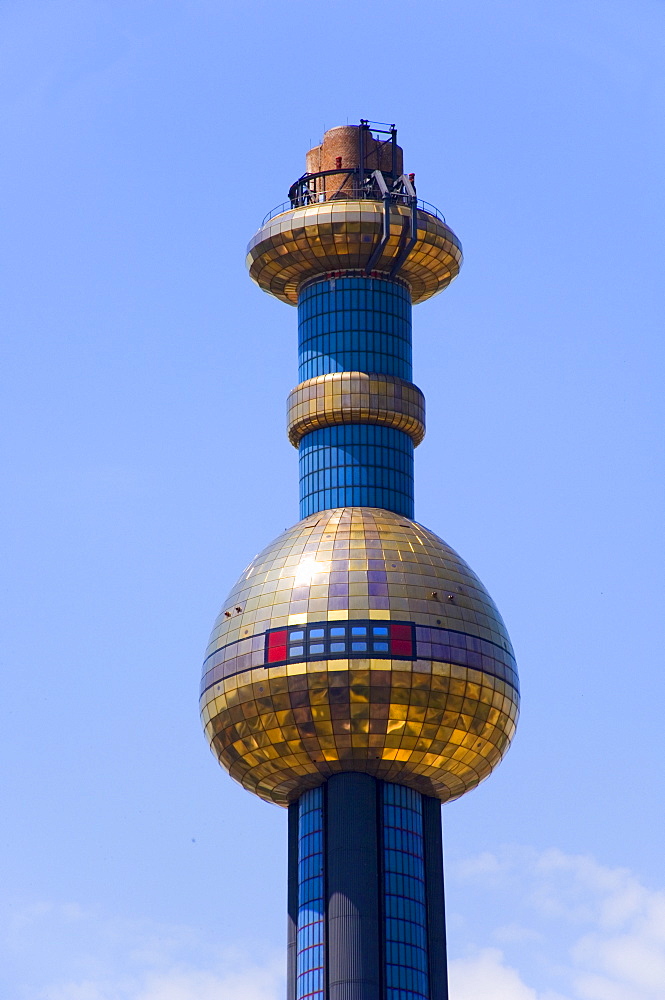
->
[201,121,519,1000]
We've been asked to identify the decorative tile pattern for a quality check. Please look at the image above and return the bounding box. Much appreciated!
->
[246,202,463,305]
[202,618,517,695]
[265,619,416,664]
[200,507,519,807]
[287,372,425,447]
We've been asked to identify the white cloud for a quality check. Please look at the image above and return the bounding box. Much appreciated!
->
[1,902,283,1000]
[138,966,282,1000]
[453,847,665,1000]
[450,947,540,1000]
[456,850,512,882]
[37,960,283,1000]
[5,849,664,1000]
[493,923,546,945]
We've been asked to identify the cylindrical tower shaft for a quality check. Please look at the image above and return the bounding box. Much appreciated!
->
[295,275,417,518]
[289,774,449,1000]
[202,120,519,1000]
[297,277,412,383]
[283,129,453,995]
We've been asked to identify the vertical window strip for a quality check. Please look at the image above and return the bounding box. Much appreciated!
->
[383,783,430,1000]
[297,787,325,1000]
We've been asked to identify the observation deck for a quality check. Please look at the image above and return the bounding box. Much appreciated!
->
[246,122,462,305]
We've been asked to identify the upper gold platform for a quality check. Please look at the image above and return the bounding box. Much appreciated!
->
[246,201,463,305]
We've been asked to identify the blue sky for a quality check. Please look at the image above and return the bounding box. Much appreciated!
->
[1,1,663,998]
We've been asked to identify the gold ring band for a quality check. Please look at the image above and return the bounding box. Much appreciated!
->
[287,372,426,447]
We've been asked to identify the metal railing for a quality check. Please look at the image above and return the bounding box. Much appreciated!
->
[261,196,446,227]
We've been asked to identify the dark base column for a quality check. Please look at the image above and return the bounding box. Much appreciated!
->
[423,797,449,1000]
[287,802,299,1000]
[326,773,381,1000]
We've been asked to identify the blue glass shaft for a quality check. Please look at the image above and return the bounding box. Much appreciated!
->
[299,424,414,519]
[298,276,412,382]
[297,276,415,517]
[383,783,430,1000]
[296,788,325,1000]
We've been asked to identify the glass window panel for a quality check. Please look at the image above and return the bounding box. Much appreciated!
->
[383,780,429,1000]
[297,788,325,1000]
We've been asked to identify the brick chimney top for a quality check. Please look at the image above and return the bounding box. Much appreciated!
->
[306,124,403,177]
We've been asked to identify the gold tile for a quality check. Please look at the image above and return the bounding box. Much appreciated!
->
[202,507,518,806]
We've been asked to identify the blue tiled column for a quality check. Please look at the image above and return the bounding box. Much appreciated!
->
[297,276,415,518]
[299,425,414,519]
[297,276,412,382]
[383,784,430,1000]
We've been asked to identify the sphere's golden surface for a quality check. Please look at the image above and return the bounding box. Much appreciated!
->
[246,201,462,305]
[201,509,518,806]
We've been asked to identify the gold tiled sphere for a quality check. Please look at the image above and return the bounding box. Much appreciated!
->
[201,508,519,807]
[246,201,462,305]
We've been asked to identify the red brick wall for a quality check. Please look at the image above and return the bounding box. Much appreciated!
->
[305,126,404,200]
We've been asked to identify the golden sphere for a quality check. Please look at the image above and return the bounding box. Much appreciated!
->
[200,508,518,806]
